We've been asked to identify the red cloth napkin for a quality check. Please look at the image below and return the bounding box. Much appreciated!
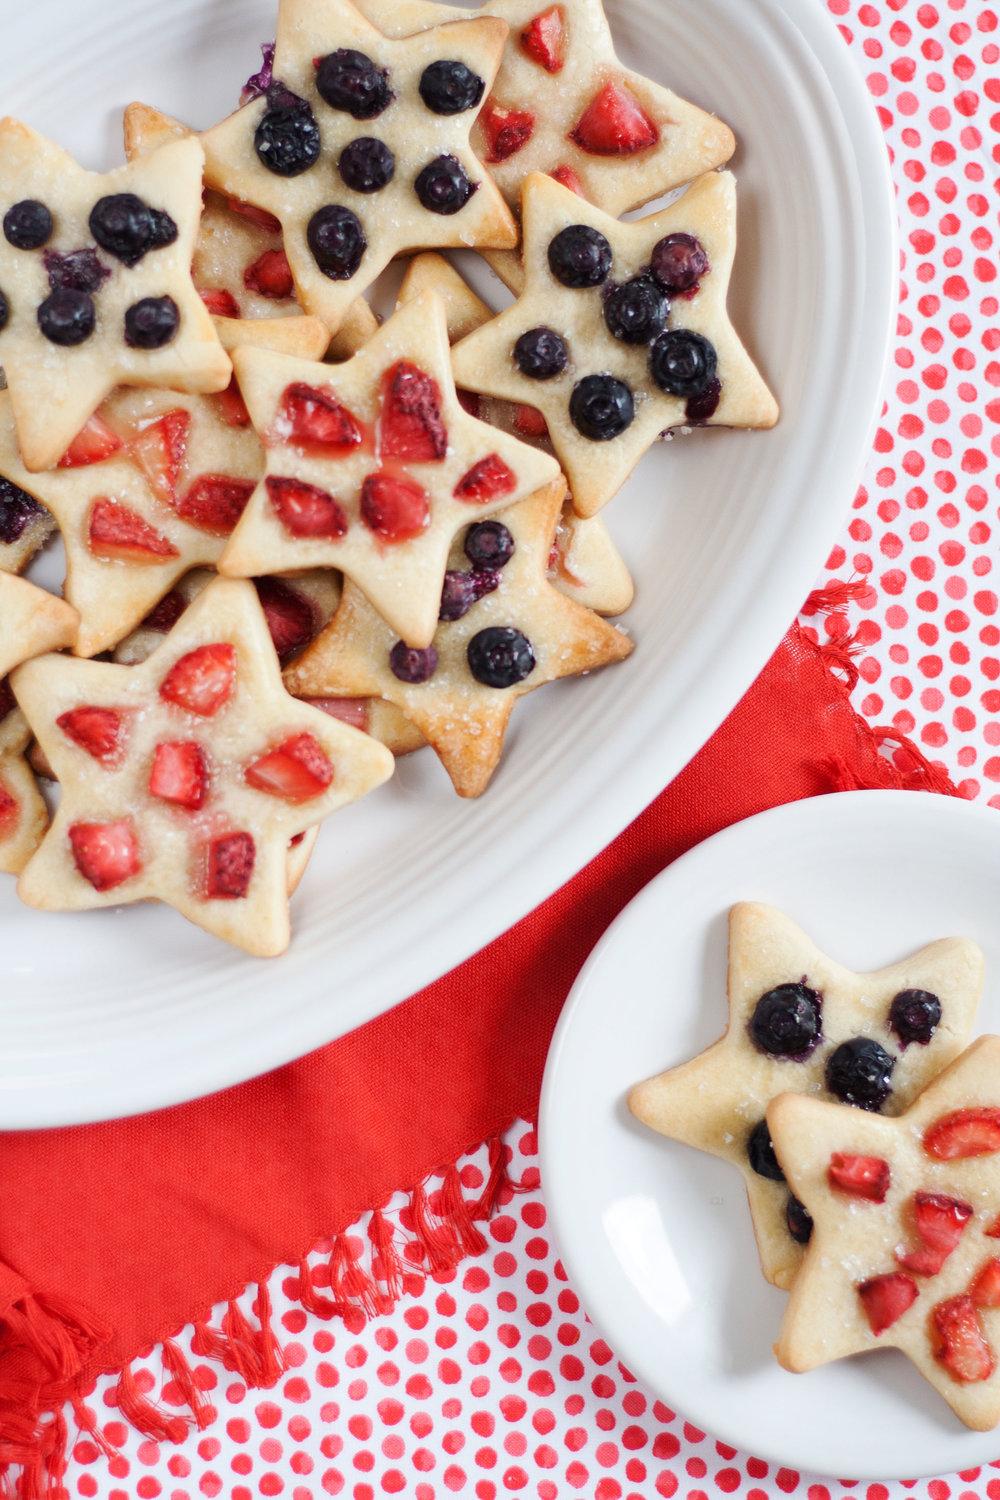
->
[0,620,957,1496]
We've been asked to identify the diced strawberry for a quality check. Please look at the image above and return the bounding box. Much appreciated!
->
[279,382,363,451]
[520,6,565,72]
[549,164,585,196]
[827,1152,891,1202]
[360,470,429,541]
[140,590,187,633]
[0,776,17,836]
[127,409,190,504]
[266,476,348,539]
[227,199,282,234]
[216,376,252,429]
[56,706,126,764]
[985,1212,1000,1239]
[857,1272,919,1336]
[971,1258,1000,1308]
[199,288,241,318]
[58,412,124,468]
[895,1192,973,1276]
[69,820,141,892]
[480,101,535,164]
[380,362,447,463]
[514,404,549,438]
[205,830,255,900]
[306,696,370,732]
[254,577,316,664]
[932,1294,996,1384]
[245,732,334,802]
[174,474,256,535]
[457,389,481,419]
[149,740,209,809]
[88,499,179,562]
[244,248,294,300]
[453,453,517,504]
[0,678,15,725]
[159,643,237,718]
[569,78,660,156]
[924,1108,1000,1160]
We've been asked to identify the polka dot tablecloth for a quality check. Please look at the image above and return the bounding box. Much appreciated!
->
[59,2,1000,1497]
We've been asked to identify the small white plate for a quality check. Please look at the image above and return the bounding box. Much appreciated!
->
[540,791,1000,1481]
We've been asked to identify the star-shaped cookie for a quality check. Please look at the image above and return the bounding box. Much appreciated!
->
[451,169,778,516]
[218,289,562,647]
[12,576,394,956]
[283,474,633,796]
[769,1035,1000,1431]
[0,120,232,472]
[198,0,517,334]
[628,902,984,1289]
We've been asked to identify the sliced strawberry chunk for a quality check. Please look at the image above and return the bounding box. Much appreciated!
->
[88,499,179,562]
[549,164,585,196]
[380,362,447,463]
[896,1192,973,1276]
[254,577,316,664]
[827,1152,891,1202]
[266,475,348,539]
[360,470,429,542]
[279,383,363,451]
[971,1258,1000,1308]
[149,740,209,809]
[480,99,535,163]
[160,643,237,718]
[175,474,256,535]
[140,590,187,633]
[0,678,15,725]
[69,820,141,891]
[57,412,124,468]
[933,1294,996,1384]
[0,776,17,836]
[454,453,517,504]
[924,1107,1000,1160]
[216,376,252,429]
[205,830,255,900]
[985,1212,1000,1239]
[520,6,565,72]
[127,409,190,504]
[457,389,481,419]
[199,288,241,318]
[857,1272,919,1336]
[306,696,369,732]
[244,248,294,300]
[245,732,334,802]
[56,706,126,764]
[514,404,549,438]
[227,199,282,234]
[569,78,659,156]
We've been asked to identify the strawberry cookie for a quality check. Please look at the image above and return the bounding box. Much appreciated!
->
[0,121,231,472]
[628,903,984,1289]
[13,576,394,956]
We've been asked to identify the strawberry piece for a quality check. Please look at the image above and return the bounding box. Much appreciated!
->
[199,288,241,318]
[140,590,187,633]
[360,470,429,542]
[480,100,535,163]
[924,1107,1000,1160]
[569,79,660,156]
[520,6,566,72]
[985,1212,1000,1239]
[149,740,209,809]
[549,164,585,196]
[245,732,334,802]
[244,248,294,300]
[88,499,179,562]
[454,453,517,504]
[306,696,370,732]
[457,389,481,419]
[254,577,316,664]
[380,362,447,463]
[159,643,237,718]
[227,199,282,234]
[932,1294,996,1384]
[895,1191,973,1276]
[57,413,124,468]
[514,404,549,438]
[127,409,190,504]
[56,706,126,764]
[69,820,141,892]
[0,678,14,725]
[279,382,363,451]
[971,1258,1000,1307]
[216,377,252,429]
[205,830,255,900]
[175,474,256,535]
[266,475,348,539]
[0,777,17,836]
[857,1272,919,1336]
[827,1152,891,1202]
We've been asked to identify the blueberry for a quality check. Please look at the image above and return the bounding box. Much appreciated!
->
[0,288,8,333]
[37,288,96,346]
[888,988,942,1046]
[746,1119,784,1182]
[825,1036,895,1110]
[389,641,437,683]
[89,193,176,267]
[123,295,179,349]
[3,199,53,250]
[568,374,634,441]
[649,328,718,399]
[315,49,393,119]
[439,568,499,622]
[465,520,515,569]
[650,232,709,293]
[547,225,612,289]
[414,155,476,215]
[43,247,110,294]
[685,377,722,424]
[749,982,822,1058]
[0,476,44,544]
[468,626,535,688]
[307,205,366,279]
[786,1196,813,1245]
[513,326,568,380]
[338,137,395,193]
[603,275,669,345]
[254,95,321,176]
[418,60,484,115]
